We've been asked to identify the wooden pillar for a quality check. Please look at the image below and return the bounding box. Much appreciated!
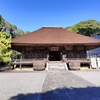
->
[73,46,77,58]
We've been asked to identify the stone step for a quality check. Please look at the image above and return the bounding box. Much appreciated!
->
[49,61,62,63]
[48,61,64,65]
[47,61,68,70]
[49,65,66,69]
[48,64,65,66]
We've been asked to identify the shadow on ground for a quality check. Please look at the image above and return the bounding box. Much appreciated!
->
[9,86,100,100]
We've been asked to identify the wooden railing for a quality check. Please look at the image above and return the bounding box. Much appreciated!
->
[10,59,47,70]
[10,57,100,70]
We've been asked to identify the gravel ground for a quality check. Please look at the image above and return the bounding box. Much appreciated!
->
[0,71,46,100]
[71,70,100,86]
[1,70,100,100]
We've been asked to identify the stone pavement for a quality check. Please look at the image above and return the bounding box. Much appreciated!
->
[72,70,100,86]
[1,70,100,100]
[41,70,100,100]
[0,71,46,100]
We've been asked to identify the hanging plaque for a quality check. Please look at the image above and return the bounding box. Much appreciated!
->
[51,47,59,51]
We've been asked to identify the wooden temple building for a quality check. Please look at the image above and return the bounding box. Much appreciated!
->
[11,27,100,70]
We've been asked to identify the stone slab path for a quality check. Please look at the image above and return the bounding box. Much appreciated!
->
[41,70,100,100]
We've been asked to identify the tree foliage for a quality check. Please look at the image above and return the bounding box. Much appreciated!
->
[0,15,5,31]
[0,31,12,63]
[4,21,25,38]
[4,21,17,38]
[66,20,100,36]
[13,29,25,38]
[25,31,30,34]
[0,14,30,38]
[0,14,30,64]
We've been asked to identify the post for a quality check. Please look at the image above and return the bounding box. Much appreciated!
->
[46,63,49,71]
[20,59,22,70]
[64,63,68,70]
[20,64,22,70]
[13,59,17,69]
[33,59,34,71]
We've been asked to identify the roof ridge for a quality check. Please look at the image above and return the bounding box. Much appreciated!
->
[42,26,62,28]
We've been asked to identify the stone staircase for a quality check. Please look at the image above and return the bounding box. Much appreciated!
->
[46,61,68,70]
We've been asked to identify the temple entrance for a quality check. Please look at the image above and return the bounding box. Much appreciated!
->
[49,51,61,61]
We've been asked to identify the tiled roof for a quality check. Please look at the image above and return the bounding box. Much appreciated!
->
[12,27,100,46]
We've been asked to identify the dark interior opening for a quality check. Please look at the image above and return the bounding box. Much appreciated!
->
[49,51,61,61]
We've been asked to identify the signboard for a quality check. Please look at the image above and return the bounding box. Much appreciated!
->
[51,47,59,51]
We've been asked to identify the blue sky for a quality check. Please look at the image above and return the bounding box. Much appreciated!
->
[0,0,100,32]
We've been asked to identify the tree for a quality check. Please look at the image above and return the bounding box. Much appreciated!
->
[13,29,25,38]
[66,20,100,36]
[0,15,5,31]
[25,31,30,34]
[0,31,12,63]
[4,21,17,38]
[0,14,31,64]
[0,14,30,38]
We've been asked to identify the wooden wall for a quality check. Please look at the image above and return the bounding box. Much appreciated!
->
[21,46,86,60]
[61,46,86,58]
[22,46,49,59]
